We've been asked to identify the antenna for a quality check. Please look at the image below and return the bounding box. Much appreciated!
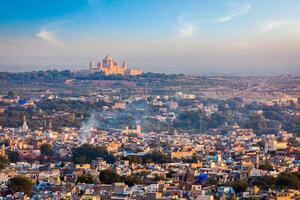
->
[144,82,148,101]
[49,119,53,130]
[199,109,201,133]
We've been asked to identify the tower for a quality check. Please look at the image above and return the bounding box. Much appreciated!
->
[0,144,5,157]
[186,169,194,185]
[21,115,29,132]
[103,54,113,68]
[122,61,127,70]
[144,82,148,101]
[89,61,93,70]
[136,125,141,134]
[217,152,222,165]
[48,120,53,130]
[97,62,103,70]
[199,109,201,132]
[256,151,260,169]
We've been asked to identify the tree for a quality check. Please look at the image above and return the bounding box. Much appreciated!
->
[0,156,9,169]
[226,196,237,200]
[40,143,53,157]
[259,161,274,171]
[77,173,96,184]
[8,176,33,195]
[142,151,171,164]
[206,176,218,185]
[288,137,300,147]
[256,141,265,149]
[7,90,17,99]
[154,175,165,181]
[252,175,276,190]
[247,113,266,133]
[253,173,300,190]
[72,144,115,164]
[209,112,227,128]
[275,173,300,190]
[229,180,248,193]
[126,155,143,164]
[7,151,20,163]
[123,175,142,186]
[99,169,121,184]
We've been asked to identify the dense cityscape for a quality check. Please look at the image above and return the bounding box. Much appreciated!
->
[1,0,300,199]
[0,57,299,199]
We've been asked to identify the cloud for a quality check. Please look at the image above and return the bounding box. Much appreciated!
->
[216,3,251,23]
[176,3,251,37]
[259,20,296,33]
[178,24,195,37]
[36,20,71,46]
[37,30,63,46]
[50,20,72,26]
[177,12,197,37]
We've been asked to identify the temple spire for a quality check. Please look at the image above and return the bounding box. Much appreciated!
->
[21,115,29,132]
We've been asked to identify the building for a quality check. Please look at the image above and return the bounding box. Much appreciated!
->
[0,145,5,157]
[265,140,288,152]
[122,125,142,135]
[106,142,121,153]
[112,101,126,110]
[89,55,142,76]
[20,116,29,132]
[170,146,195,159]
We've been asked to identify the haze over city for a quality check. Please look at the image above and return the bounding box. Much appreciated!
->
[1,1,300,199]
[1,0,300,75]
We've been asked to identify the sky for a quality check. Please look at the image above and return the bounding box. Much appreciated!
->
[0,0,300,75]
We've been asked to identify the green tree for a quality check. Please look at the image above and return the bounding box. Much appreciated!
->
[209,112,227,128]
[72,144,115,164]
[256,141,265,149]
[123,175,142,186]
[229,180,248,193]
[126,155,143,164]
[206,176,218,185]
[7,151,20,163]
[7,90,17,99]
[288,137,300,147]
[142,151,170,164]
[0,156,9,169]
[77,173,96,184]
[8,176,33,195]
[154,175,165,181]
[40,143,53,157]
[259,161,274,171]
[247,113,266,133]
[275,173,300,190]
[252,175,276,190]
[99,169,121,184]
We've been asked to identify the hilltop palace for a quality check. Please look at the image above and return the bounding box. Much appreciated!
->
[89,55,142,76]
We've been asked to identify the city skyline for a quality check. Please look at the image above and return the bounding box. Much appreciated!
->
[1,0,300,75]
[0,1,300,197]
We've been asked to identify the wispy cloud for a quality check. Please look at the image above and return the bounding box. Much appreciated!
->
[36,20,71,46]
[178,24,195,37]
[177,12,197,37]
[216,3,251,23]
[50,20,72,26]
[259,20,296,33]
[37,30,63,46]
[176,3,251,37]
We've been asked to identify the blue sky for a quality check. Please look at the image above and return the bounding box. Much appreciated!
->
[0,0,300,74]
